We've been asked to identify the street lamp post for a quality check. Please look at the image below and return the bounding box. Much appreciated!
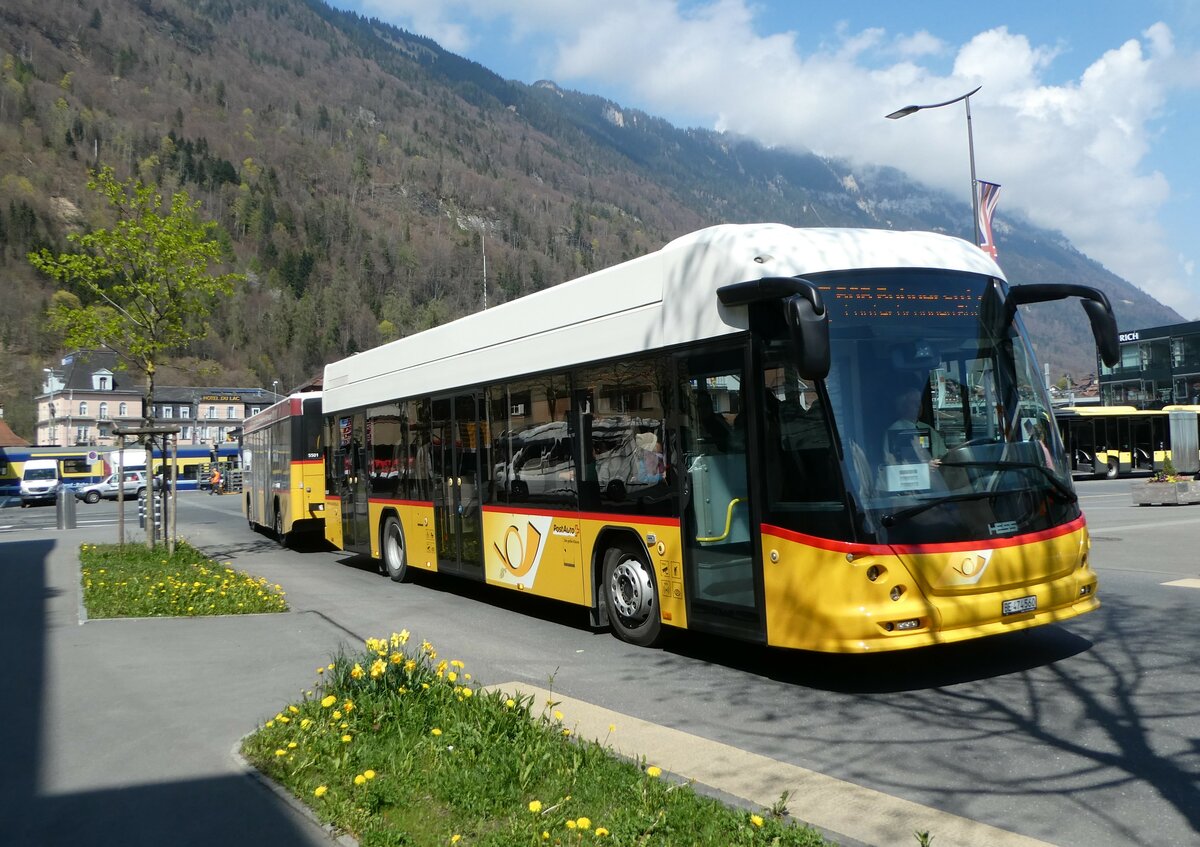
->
[272,380,279,401]
[886,85,982,247]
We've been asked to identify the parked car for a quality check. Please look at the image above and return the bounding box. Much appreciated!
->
[75,470,148,504]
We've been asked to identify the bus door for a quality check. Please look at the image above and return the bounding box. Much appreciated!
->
[337,412,370,554]
[431,393,485,579]
[678,348,764,641]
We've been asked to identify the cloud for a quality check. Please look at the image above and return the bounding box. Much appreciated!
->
[357,0,1200,319]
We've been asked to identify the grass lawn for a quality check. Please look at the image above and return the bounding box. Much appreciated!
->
[242,633,834,847]
[79,541,288,618]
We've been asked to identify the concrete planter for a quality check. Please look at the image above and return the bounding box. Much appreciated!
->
[1131,479,1200,506]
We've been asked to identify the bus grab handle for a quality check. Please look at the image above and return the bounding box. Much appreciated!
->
[695,498,745,543]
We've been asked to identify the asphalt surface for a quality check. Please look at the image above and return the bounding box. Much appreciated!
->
[3,482,1199,846]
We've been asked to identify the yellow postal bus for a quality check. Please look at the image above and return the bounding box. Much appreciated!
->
[242,392,325,544]
[320,223,1118,652]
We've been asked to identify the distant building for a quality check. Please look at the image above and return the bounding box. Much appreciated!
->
[1099,321,1200,408]
[149,386,278,446]
[0,407,30,447]
[35,351,143,447]
[34,350,281,447]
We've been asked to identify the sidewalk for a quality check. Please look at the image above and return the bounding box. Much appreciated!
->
[1,527,352,847]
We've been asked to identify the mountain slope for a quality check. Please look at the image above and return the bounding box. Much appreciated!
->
[0,0,1180,435]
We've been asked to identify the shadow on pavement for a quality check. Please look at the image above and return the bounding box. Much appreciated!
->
[0,537,337,847]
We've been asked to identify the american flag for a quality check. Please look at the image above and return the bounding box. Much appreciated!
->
[977,180,1001,258]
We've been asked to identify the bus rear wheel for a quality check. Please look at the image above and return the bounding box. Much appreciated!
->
[381,516,409,582]
[274,506,289,547]
[602,546,662,647]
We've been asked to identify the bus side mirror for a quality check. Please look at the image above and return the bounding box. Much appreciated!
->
[784,294,830,380]
[1005,283,1120,368]
[1081,299,1119,368]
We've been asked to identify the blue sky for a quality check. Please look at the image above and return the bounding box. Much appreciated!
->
[329,0,1200,320]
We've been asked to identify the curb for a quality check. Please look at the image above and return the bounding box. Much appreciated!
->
[230,736,359,847]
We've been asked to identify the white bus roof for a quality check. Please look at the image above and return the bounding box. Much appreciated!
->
[323,223,1003,415]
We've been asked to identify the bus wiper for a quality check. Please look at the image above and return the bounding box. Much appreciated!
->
[937,459,1078,503]
[882,490,999,527]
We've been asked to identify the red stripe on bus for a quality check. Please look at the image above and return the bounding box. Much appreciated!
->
[762,514,1086,556]
[481,504,680,527]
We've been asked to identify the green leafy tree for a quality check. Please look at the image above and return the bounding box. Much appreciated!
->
[28,166,242,421]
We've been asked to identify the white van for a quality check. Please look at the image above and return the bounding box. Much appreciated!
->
[20,458,61,507]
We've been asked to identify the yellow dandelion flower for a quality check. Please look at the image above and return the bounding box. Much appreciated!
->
[340,721,349,729]
[528,800,543,813]
[595,827,609,837]
[287,742,298,749]
[288,705,299,714]
[553,710,563,721]
[566,820,577,831]
[316,667,324,674]
[505,699,516,708]
[447,671,457,683]
[461,688,473,699]
[321,695,337,708]
[344,701,354,712]
[314,785,328,798]
[278,716,290,724]
[327,663,336,671]
[274,749,287,757]
[646,766,662,778]
[332,710,342,720]
[354,774,366,786]
[342,734,352,743]
[609,724,616,733]
[451,836,462,844]
[450,659,465,669]
[300,718,312,729]
[364,769,376,780]
[562,728,571,737]
[542,832,550,840]
[750,814,764,828]
[431,728,442,736]
[577,817,591,830]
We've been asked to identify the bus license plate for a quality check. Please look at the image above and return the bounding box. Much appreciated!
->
[1002,595,1037,616]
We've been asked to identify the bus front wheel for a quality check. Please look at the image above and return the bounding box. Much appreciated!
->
[381,516,409,582]
[602,546,662,647]
[1105,459,1119,480]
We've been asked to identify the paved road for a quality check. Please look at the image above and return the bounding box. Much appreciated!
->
[5,484,1199,846]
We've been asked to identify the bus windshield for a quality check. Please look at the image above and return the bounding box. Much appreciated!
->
[809,268,1079,546]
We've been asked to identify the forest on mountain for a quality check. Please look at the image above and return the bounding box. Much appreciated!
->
[0,0,1182,437]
